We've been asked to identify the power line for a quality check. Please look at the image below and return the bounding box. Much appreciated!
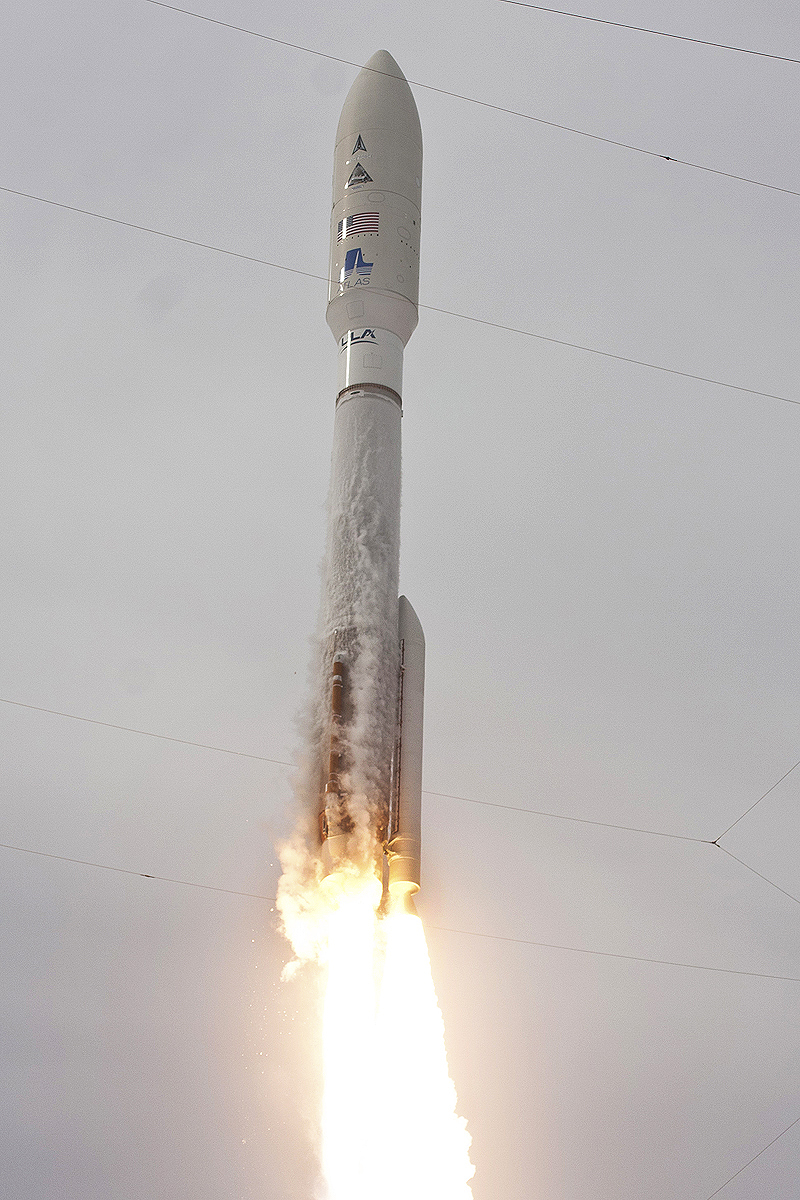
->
[2,840,797,982]
[716,757,800,840]
[0,695,705,842]
[4,696,799,892]
[425,301,799,406]
[2,184,797,408]
[3,697,798,916]
[714,844,800,908]
[3,704,798,969]
[498,1,800,66]
[424,787,710,844]
[0,186,323,283]
[4,690,800,928]
[704,1111,800,1199]
[428,923,800,983]
[425,795,800,913]
[0,696,292,767]
[141,0,800,201]
[0,841,272,900]
[0,695,752,851]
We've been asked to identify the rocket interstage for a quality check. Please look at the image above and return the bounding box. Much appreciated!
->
[319,50,425,909]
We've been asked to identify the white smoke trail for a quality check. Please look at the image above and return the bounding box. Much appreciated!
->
[321,393,402,819]
[277,391,401,968]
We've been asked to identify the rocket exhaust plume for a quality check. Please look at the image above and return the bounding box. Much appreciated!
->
[321,883,474,1200]
[376,907,475,1200]
[276,49,474,1199]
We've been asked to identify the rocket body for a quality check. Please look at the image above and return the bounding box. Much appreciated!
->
[319,52,424,907]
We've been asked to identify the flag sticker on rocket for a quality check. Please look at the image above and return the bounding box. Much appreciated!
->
[337,212,379,242]
[346,163,373,187]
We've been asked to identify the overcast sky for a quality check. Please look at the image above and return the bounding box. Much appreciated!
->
[2,2,799,1198]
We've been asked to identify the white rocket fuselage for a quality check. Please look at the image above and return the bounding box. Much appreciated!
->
[319,51,425,906]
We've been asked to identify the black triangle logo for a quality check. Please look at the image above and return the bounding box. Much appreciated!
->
[353,135,367,153]
[346,162,373,187]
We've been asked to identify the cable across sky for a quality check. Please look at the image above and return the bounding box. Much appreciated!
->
[498,1,800,66]
[2,694,797,907]
[1,184,796,408]
[2,839,797,984]
[141,0,800,200]
[3,14,798,1196]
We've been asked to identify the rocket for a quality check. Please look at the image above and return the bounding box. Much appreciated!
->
[318,51,424,912]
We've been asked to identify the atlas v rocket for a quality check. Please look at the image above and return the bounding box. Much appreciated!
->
[318,51,424,910]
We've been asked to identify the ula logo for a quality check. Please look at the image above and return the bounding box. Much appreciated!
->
[340,246,373,289]
[340,329,378,351]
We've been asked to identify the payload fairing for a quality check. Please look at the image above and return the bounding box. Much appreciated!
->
[318,51,425,911]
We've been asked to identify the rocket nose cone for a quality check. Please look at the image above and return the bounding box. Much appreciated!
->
[336,50,421,149]
[363,49,407,81]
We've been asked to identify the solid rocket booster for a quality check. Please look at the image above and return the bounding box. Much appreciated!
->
[319,51,425,907]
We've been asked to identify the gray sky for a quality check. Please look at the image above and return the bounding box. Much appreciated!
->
[2,2,799,1197]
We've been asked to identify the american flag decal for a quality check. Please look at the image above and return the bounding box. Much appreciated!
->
[337,212,379,242]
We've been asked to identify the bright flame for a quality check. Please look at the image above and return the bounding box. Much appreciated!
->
[321,882,474,1200]
[375,908,475,1200]
[320,879,381,1200]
